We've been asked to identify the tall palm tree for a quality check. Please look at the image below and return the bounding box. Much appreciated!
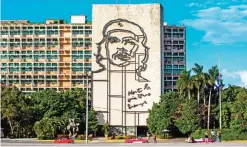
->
[206,66,219,130]
[177,70,194,99]
[203,73,209,105]
[192,63,205,107]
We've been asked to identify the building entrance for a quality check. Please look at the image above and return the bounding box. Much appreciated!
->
[136,126,148,137]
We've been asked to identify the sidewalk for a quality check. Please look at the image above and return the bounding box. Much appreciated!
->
[3,137,247,143]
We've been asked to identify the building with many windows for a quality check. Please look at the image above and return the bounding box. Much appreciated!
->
[163,24,186,93]
[0,15,92,94]
[0,15,186,96]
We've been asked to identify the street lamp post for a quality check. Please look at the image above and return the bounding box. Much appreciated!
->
[85,71,91,144]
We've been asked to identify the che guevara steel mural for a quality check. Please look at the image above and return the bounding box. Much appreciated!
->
[92,18,151,110]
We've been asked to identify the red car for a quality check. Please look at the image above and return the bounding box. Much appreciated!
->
[193,138,214,143]
[53,138,74,144]
[125,138,148,143]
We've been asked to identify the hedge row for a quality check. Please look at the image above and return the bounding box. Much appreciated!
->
[107,135,136,140]
[191,129,247,140]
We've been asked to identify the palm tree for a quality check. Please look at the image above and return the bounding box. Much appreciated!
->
[176,70,194,99]
[192,63,205,107]
[206,66,219,130]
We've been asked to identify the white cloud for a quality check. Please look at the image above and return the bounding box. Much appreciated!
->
[187,3,204,8]
[182,5,247,44]
[222,69,247,88]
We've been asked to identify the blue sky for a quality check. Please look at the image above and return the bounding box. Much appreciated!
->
[2,0,247,88]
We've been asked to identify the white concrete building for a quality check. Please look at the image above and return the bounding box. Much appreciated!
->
[92,4,164,135]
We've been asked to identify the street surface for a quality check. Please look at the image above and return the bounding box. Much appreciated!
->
[1,142,247,147]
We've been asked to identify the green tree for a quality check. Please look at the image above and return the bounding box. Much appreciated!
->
[192,63,205,106]
[175,99,200,135]
[31,88,98,138]
[177,70,194,99]
[1,86,34,137]
[88,108,98,132]
[229,88,247,131]
[103,122,110,136]
[205,66,219,130]
[147,92,180,135]
[34,118,57,139]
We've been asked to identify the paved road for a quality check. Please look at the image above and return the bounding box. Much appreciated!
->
[1,142,247,147]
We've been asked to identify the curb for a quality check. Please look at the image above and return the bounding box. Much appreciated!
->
[222,140,247,143]
[104,139,169,143]
[105,140,125,143]
[37,140,91,143]
[183,139,247,143]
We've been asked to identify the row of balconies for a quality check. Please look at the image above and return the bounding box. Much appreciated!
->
[1,71,91,75]
[164,61,185,65]
[5,83,91,88]
[3,59,91,63]
[1,34,92,38]
[1,46,91,50]
[3,58,91,62]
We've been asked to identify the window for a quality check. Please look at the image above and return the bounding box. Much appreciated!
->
[85,50,91,54]
[46,63,51,67]
[84,63,91,66]
[179,65,185,69]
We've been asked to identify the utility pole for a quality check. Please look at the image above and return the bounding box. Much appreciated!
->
[218,55,222,129]
[85,72,90,144]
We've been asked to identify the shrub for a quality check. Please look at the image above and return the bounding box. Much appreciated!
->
[191,129,204,138]
[237,133,247,140]
[34,119,55,140]
[57,134,69,139]
[115,136,126,139]
[192,129,247,140]
[158,133,172,139]
[76,135,85,140]
[75,134,93,140]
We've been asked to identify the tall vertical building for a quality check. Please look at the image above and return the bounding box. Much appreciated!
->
[163,24,186,93]
[0,15,92,94]
[92,4,164,135]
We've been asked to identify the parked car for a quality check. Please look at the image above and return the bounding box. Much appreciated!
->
[125,138,148,143]
[53,138,74,144]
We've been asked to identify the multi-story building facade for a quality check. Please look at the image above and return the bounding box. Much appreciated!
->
[92,4,164,135]
[163,24,186,93]
[0,15,92,94]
